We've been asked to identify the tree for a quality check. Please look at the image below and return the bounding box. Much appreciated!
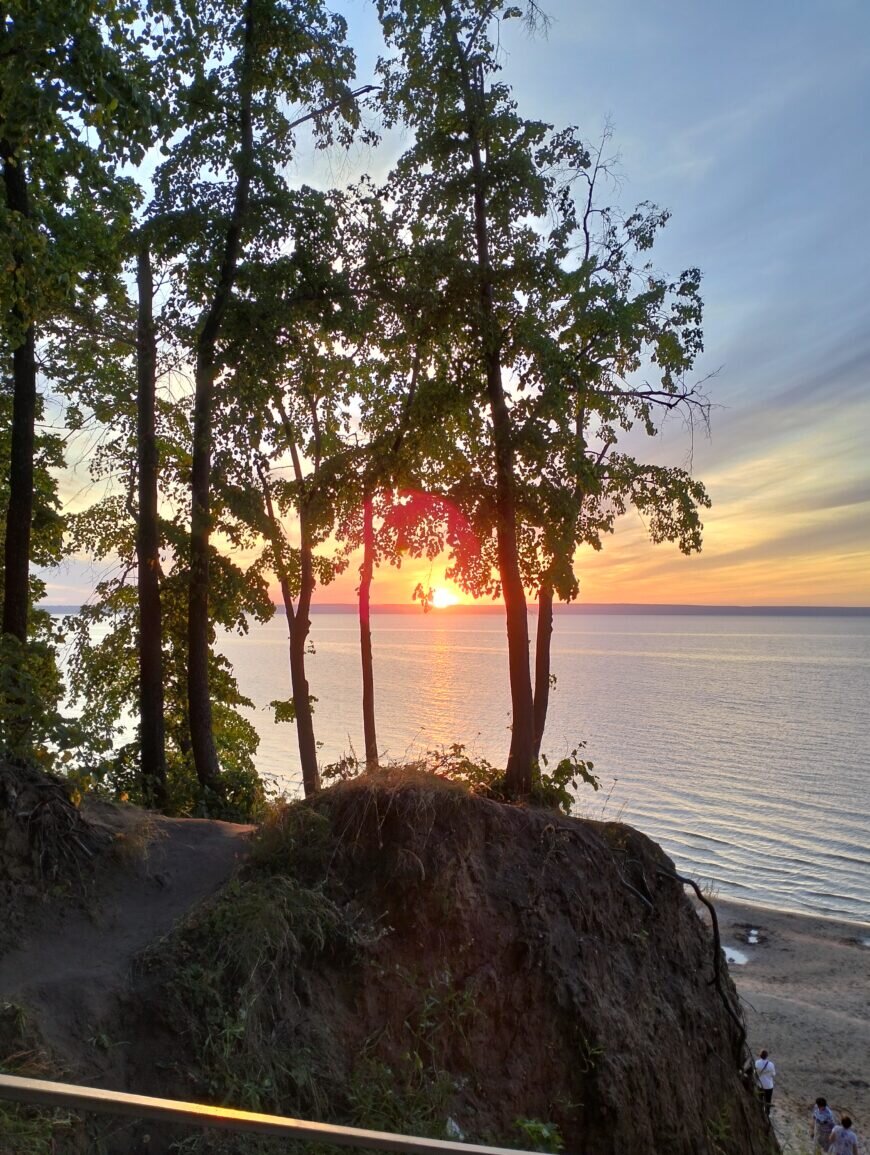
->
[377,0,587,793]
[0,390,66,761]
[377,4,710,789]
[48,221,274,815]
[0,0,152,644]
[340,488,457,766]
[336,187,458,770]
[150,0,363,793]
[251,362,353,798]
[514,137,710,755]
[63,496,274,817]
[215,182,359,796]
[0,1,154,778]
[45,218,182,809]
[134,238,167,807]
[439,137,711,762]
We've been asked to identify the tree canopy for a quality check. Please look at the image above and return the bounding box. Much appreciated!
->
[1,0,711,813]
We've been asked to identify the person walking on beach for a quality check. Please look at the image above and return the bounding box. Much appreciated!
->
[828,1117,859,1155]
[812,1097,835,1151]
[752,1050,776,1118]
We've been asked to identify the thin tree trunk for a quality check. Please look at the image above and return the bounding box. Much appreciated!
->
[532,581,553,760]
[359,494,378,769]
[291,508,320,796]
[135,240,167,810]
[258,464,320,796]
[354,354,420,771]
[1,142,35,644]
[280,570,320,796]
[187,0,255,792]
[449,25,535,795]
[288,629,319,795]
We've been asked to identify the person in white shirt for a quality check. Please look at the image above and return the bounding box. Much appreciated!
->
[828,1117,859,1155]
[753,1050,776,1118]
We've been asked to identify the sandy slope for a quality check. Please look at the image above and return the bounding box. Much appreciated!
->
[715,899,870,1153]
[0,815,252,1072]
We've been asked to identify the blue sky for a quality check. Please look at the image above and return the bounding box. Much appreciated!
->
[44,0,870,606]
[333,0,870,604]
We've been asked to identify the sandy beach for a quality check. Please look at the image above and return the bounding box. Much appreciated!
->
[710,898,870,1153]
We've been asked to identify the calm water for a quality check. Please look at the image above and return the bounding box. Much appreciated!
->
[218,611,870,924]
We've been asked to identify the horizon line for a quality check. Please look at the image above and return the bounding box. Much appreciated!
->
[41,601,870,616]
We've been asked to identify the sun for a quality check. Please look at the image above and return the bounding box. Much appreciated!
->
[430,586,459,609]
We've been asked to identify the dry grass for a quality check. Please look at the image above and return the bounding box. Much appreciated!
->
[82,796,159,864]
[0,1002,76,1154]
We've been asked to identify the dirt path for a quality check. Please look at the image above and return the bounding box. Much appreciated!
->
[0,816,251,1072]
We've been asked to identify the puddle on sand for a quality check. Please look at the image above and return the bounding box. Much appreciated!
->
[862,938,870,948]
[724,946,749,965]
[747,928,760,944]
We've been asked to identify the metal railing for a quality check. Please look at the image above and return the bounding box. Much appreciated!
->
[0,1074,539,1155]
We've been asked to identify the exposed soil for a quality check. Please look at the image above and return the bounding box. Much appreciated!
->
[133,774,774,1155]
[2,827,250,1057]
[0,761,114,956]
[1,771,777,1155]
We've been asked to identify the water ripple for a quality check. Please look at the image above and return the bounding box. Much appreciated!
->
[219,612,870,924]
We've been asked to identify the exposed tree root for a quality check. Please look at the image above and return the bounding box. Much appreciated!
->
[0,761,109,885]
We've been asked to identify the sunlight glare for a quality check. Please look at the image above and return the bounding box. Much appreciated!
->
[430,587,459,609]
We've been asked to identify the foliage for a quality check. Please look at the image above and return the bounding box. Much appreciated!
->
[62,562,271,819]
[1,0,710,813]
[514,1118,566,1153]
[320,751,362,785]
[303,744,600,817]
[347,1053,454,1139]
[427,742,598,815]
[0,0,155,341]
[0,631,80,769]
[0,388,82,766]
[249,800,336,879]
[534,749,600,812]
[145,802,370,1145]
[426,743,506,796]
[151,872,354,1111]
[154,798,489,1151]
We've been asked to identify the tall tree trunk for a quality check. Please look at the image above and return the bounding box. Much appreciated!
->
[452,40,534,795]
[1,142,35,644]
[488,366,535,795]
[532,581,553,760]
[187,0,255,792]
[135,240,167,810]
[359,494,378,770]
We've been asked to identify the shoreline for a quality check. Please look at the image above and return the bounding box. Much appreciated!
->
[713,892,870,934]
[707,897,870,1151]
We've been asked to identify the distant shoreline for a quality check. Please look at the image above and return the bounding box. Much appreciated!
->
[42,602,870,617]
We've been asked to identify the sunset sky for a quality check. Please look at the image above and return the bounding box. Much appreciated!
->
[44,0,870,608]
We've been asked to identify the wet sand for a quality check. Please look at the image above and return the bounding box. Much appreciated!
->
[712,898,870,1152]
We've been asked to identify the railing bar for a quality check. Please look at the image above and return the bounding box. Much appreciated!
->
[0,1075,540,1155]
